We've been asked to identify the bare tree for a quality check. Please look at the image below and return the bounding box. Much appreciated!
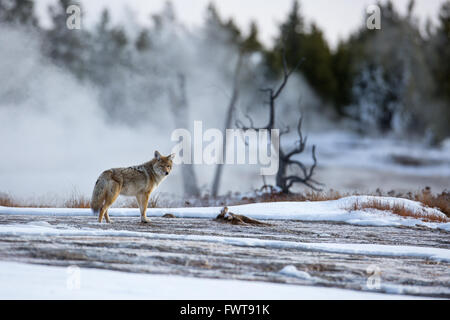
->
[168,73,201,197]
[236,51,322,193]
[211,53,244,197]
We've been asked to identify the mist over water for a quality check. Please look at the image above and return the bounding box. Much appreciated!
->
[0,20,322,201]
[2,2,448,203]
[0,28,169,199]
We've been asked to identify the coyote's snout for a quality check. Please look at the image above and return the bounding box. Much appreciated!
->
[91,151,174,223]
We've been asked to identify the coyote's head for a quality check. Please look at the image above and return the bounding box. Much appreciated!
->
[153,151,174,176]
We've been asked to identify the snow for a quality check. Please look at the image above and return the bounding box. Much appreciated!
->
[302,131,450,177]
[0,222,449,263]
[437,223,450,232]
[279,265,312,280]
[0,196,447,299]
[0,261,426,299]
[380,284,422,295]
[0,195,447,229]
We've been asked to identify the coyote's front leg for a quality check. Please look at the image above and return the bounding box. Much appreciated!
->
[137,192,151,223]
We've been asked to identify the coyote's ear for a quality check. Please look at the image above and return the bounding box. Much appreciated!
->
[154,150,161,160]
[168,153,175,160]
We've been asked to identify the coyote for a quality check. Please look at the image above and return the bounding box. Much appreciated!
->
[91,151,174,223]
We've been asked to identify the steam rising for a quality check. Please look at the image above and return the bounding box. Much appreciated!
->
[0,13,320,200]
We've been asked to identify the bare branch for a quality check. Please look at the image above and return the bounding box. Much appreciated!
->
[285,176,321,191]
[235,47,320,193]
[284,116,307,159]
[235,112,258,131]
[212,52,244,197]
[279,125,290,137]
[273,56,305,100]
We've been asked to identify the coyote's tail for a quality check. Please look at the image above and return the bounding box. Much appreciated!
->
[90,172,108,214]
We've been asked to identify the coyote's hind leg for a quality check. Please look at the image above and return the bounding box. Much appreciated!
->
[99,183,120,223]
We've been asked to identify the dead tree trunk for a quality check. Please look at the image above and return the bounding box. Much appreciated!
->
[168,73,201,197]
[236,50,322,193]
[211,53,243,197]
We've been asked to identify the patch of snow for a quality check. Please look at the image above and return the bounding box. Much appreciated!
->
[0,261,426,299]
[437,223,450,232]
[301,131,450,177]
[25,221,52,227]
[279,265,312,280]
[380,284,422,295]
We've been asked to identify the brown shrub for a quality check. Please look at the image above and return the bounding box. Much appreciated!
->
[148,194,160,208]
[377,187,450,218]
[349,198,449,223]
[412,189,450,218]
[63,194,90,208]
[254,189,348,203]
[0,193,16,207]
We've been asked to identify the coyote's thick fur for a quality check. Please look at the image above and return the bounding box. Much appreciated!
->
[91,151,174,223]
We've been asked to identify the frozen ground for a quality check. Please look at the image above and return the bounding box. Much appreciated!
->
[0,197,449,299]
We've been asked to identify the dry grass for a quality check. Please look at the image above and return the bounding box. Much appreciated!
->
[235,189,348,205]
[411,189,450,218]
[148,194,160,208]
[181,189,349,208]
[0,192,175,209]
[63,193,90,208]
[369,187,450,218]
[116,198,138,208]
[349,198,450,223]
[263,189,346,202]
[0,193,52,208]
[0,194,16,207]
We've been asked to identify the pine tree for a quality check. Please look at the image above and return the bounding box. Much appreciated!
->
[204,3,243,46]
[434,1,450,101]
[43,0,89,79]
[337,0,439,137]
[428,1,450,140]
[300,23,336,102]
[135,29,151,51]
[266,0,304,76]
[331,41,354,115]
[267,0,336,104]
[0,0,38,27]
[241,21,262,53]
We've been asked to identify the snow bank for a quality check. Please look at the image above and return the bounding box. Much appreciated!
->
[306,131,450,177]
[0,223,449,262]
[0,261,424,299]
[437,223,450,232]
[0,196,447,229]
[279,266,312,280]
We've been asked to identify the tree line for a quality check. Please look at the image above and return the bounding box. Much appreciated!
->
[1,0,449,143]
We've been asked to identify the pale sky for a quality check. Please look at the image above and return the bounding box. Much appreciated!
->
[35,0,446,49]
